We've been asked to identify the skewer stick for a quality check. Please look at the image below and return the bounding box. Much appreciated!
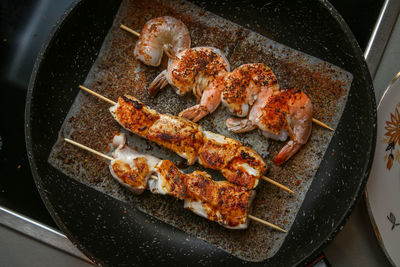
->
[77,85,294,193]
[79,85,116,105]
[261,176,294,194]
[120,24,140,37]
[64,138,114,161]
[312,118,334,131]
[64,138,286,232]
[248,215,287,232]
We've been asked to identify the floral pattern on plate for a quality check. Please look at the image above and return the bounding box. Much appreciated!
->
[383,106,400,170]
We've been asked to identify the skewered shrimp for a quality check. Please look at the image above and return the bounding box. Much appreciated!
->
[221,63,279,117]
[180,63,279,122]
[149,47,230,122]
[226,88,313,165]
[134,16,191,66]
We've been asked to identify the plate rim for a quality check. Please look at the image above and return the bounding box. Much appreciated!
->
[365,71,400,267]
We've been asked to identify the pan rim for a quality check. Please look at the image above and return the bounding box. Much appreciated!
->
[24,0,107,265]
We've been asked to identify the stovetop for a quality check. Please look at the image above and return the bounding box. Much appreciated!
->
[0,0,385,231]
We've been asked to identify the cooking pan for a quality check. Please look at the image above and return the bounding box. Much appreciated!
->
[25,0,376,265]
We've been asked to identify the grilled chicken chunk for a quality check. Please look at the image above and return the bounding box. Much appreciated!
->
[184,171,255,229]
[149,159,187,200]
[221,146,267,189]
[110,95,159,136]
[146,114,204,165]
[198,131,241,170]
[110,133,160,194]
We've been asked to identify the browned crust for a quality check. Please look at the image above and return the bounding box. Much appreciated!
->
[114,96,160,135]
[171,48,228,87]
[111,157,149,189]
[221,147,267,189]
[185,171,252,227]
[156,160,187,200]
[223,64,278,107]
[198,136,241,170]
[145,115,204,165]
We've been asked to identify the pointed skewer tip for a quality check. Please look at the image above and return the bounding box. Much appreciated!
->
[261,176,295,194]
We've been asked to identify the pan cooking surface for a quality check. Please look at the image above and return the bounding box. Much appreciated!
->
[25,0,376,265]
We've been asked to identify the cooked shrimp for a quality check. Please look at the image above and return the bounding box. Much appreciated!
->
[221,63,279,117]
[227,88,313,165]
[178,76,226,122]
[149,47,230,122]
[181,63,278,122]
[133,16,191,67]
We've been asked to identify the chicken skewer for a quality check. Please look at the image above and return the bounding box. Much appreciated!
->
[78,85,294,194]
[120,16,191,66]
[63,136,286,232]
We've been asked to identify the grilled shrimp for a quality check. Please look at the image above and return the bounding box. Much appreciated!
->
[227,88,313,165]
[134,16,191,67]
[181,63,278,121]
[149,47,230,122]
[221,63,279,117]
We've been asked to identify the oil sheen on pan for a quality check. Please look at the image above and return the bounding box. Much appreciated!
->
[48,0,353,262]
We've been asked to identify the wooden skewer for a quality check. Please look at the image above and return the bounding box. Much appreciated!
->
[64,138,113,161]
[64,138,158,181]
[120,24,140,37]
[77,85,294,194]
[261,176,294,194]
[65,138,286,233]
[248,215,287,233]
[312,118,334,131]
[79,85,116,105]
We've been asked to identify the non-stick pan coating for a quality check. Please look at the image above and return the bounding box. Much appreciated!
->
[25,0,376,265]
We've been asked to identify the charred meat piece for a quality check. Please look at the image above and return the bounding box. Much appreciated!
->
[110,95,160,136]
[149,159,187,200]
[146,114,204,165]
[184,171,255,229]
[221,146,267,189]
[110,133,161,194]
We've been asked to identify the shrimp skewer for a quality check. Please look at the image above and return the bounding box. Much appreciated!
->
[121,16,191,66]
[121,20,332,131]
[227,88,313,165]
[64,136,286,232]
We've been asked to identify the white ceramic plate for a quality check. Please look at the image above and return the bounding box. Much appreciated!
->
[367,72,400,267]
